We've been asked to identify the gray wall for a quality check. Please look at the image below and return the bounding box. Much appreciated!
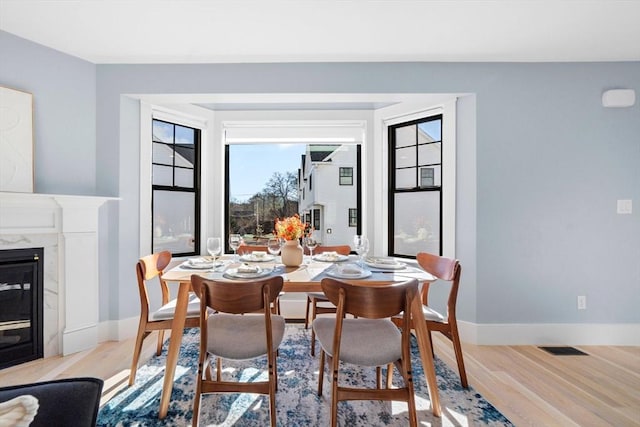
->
[3,30,638,326]
[0,31,96,194]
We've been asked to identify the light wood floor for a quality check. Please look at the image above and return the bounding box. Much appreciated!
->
[1,328,638,426]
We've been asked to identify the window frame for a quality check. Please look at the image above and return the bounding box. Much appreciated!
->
[339,167,353,186]
[150,118,201,257]
[348,208,358,227]
[388,114,443,258]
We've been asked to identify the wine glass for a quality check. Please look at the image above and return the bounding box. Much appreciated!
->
[304,234,318,263]
[206,237,221,263]
[353,235,369,267]
[229,233,242,261]
[267,237,283,256]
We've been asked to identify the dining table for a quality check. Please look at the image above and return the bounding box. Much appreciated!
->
[159,254,442,419]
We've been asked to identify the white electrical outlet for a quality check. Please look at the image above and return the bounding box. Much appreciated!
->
[617,199,632,214]
[577,295,587,310]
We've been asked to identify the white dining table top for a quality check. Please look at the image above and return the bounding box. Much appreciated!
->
[162,254,435,292]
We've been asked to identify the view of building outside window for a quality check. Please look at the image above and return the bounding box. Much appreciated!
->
[228,143,359,247]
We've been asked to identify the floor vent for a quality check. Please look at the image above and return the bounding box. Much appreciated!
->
[539,346,588,356]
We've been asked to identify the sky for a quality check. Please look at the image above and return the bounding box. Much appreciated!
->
[229,144,306,202]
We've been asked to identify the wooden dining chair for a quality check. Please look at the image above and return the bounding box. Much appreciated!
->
[392,252,468,388]
[303,245,351,355]
[190,275,285,427]
[313,278,420,427]
[237,244,282,314]
[128,251,201,386]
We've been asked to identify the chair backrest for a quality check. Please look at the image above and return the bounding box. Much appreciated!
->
[191,275,283,314]
[308,245,351,255]
[136,251,172,318]
[0,377,104,427]
[321,278,418,319]
[416,252,462,320]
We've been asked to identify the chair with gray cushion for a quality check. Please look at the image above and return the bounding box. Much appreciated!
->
[313,277,419,427]
[190,275,285,427]
[129,251,201,386]
[392,252,468,388]
[303,244,351,356]
[0,377,103,427]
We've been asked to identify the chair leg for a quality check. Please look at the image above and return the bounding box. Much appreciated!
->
[269,352,277,427]
[310,300,318,356]
[216,358,222,382]
[405,364,418,427]
[317,350,325,396]
[128,325,149,386]
[376,366,382,389]
[304,296,311,329]
[386,363,394,388]
[330,365,339,427]
[156,330,165,356]
[192,361,203,427]
[449,324,469,388]
[273,351,279,392]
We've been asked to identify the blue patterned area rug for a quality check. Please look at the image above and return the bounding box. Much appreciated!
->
[98,325,512,426]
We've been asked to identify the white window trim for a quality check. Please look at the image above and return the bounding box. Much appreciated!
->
[373,98,457,258]
[139,102,214,257]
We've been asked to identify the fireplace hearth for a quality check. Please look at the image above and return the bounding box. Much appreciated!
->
[0,247,43,369]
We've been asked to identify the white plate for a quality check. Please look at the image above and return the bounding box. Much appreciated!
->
[239,253,276,262]
[223,267,274,279]
[364,258,406,270]
[313,254,349,262]
[325,268,372,279]
[182,259,215,270]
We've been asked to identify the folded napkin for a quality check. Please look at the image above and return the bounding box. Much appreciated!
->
[188,257,212,267]
[336,263,363,275]
[251,251,267,259]
[237,263,260,273]
[319,251,339,261]
[367,257,397,265]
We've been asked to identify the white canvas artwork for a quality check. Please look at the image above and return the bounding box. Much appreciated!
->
[0,86,34,192]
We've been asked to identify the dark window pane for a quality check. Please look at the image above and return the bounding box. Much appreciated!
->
[393,192,440,257]
[174,167,194,188]
[174,146,194,168]
[418,120,441,142]
[395,146,416,169]
[395,125,415,148]
[152,165,173,186]
[153,190,195,254]
[418,142,441,166]
[153,142,174,165]
[395,167,416,189]
[153,120,173,143]
[175,126,195,145]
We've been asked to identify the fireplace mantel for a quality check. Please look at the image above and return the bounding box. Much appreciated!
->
[0,192,117,356]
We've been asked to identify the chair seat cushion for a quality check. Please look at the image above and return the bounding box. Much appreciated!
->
[151,293,201,321]
[392,305,445,323]
[313,318,401,366]
[207,313,285,360]
[422,305,445,322]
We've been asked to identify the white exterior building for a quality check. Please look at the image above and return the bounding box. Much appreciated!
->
[298,145,358,248]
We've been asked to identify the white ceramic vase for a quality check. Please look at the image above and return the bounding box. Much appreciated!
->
[280,239,303,267]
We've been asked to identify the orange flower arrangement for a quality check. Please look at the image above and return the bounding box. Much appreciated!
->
[274,214,308,241]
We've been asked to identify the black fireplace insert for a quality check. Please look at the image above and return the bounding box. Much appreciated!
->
[0,247,44,370]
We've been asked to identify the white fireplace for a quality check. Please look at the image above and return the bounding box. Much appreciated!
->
[0,192,116,357]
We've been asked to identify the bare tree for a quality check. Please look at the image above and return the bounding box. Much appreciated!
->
[263,172,298,218]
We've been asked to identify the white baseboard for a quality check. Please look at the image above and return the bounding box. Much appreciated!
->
[97,314,640,347]
[458,320,640,346]
[98,316,140,342]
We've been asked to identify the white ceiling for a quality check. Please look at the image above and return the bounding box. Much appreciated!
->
[1,0,639,64]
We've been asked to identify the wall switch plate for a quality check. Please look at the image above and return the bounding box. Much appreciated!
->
[617,199,632,214]
[577,295,587,310]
